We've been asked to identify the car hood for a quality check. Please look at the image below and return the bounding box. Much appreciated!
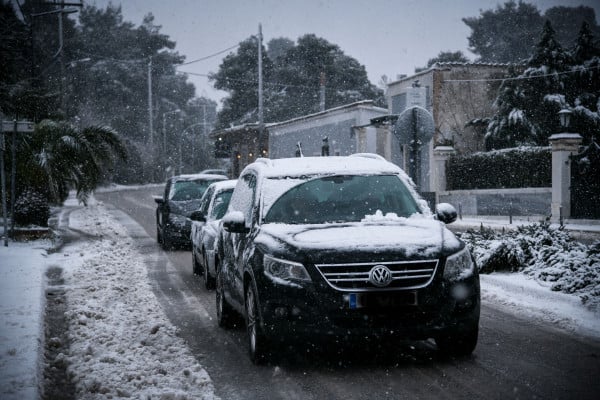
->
[256,214,462,262]
[169,199,202,217]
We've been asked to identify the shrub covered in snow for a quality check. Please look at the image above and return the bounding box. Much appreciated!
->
[446,146,551,190]
[13,189,50,227]
[460,222,600,310]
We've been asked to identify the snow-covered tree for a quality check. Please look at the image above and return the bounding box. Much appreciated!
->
[18,120,126,204]
[211,34,384,128]
[485,21,600,149]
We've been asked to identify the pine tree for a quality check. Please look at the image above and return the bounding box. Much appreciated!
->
[485,21,575,149]
[566,22,600,142]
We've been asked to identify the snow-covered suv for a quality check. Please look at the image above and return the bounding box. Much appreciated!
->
[215,154,480,363]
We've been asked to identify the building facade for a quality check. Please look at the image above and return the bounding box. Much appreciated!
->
[268,100,388,159]
[386,63,513,194]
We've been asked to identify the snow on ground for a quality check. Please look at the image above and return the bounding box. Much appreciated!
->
[481,273,600,339]
[0,239,51,399]
[1,193,218,400]
[1,186,600,399]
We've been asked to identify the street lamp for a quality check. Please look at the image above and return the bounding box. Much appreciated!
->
[559,108,572,129]
[162,109,181,152]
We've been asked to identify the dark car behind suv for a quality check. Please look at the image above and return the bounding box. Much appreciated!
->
[215,154,480,363]
[154,173,226,249]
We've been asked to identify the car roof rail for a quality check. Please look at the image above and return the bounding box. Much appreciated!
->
[350,153,387,162]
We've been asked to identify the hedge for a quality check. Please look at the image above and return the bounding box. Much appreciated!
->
[446,147,551,190]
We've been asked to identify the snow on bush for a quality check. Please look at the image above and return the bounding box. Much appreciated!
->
[460,222,600,311]
[13,189,50,227]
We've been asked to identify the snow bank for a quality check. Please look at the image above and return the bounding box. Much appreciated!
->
[460,222,600,312]
[49,200,218,399]
[481,273,600,339]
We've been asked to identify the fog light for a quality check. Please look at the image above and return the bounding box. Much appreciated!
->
[451,283,469,300]
[274,307,288,318]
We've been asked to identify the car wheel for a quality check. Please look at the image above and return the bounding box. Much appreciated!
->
[216,265,235,329]
[192,248,201,275]
[245,283,270,364]
[156,226,162,245]
[203,251,215,290]
[435,324,479,357]
[160,228,172,250]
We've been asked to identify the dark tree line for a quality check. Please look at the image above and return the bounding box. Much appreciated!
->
[464,1,600,64]
[1,1,218,191]
[211,34,385,129]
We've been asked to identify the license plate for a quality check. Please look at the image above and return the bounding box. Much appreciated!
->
[345,292,417,309]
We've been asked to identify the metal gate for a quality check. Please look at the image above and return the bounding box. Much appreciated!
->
[570,141,600,219]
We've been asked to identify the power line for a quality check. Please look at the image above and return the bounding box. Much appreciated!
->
[178,70,352,92]
[177,44,240,66]
[443,64,600,83]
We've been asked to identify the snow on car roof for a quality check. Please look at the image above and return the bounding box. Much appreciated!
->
[207,179,237,192]
[171,173,227,181]
[249,154,402,178]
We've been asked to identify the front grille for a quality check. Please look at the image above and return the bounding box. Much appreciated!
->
[314,259,439,292]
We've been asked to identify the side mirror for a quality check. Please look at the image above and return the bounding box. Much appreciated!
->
[436,203,458,224]
[222,211,249,233]
[190,210,206,222]
[153,195,164,205]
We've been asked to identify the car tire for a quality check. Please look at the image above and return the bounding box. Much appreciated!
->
[216,265,236,329]
[435,324,479,357]
[245,282,270,364]
[156,226,162,245]
[203,251,215,290]
[160,228,172,250]
[192,248,201,275]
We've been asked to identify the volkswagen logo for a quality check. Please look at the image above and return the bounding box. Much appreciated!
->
[369,265,393,287]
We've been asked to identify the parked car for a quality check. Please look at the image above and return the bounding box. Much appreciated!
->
[199,168,228,177]
[190,179,237,289]
[215,153,480,364]
[154,173,227,249]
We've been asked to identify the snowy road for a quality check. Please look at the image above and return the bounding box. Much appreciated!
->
[95,187,600,400]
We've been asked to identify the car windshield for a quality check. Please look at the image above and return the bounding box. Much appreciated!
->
[170,179,217,201]
[210,189,233,220]
[263,175,420,224]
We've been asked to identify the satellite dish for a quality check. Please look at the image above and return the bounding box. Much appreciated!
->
[393,106,435,144]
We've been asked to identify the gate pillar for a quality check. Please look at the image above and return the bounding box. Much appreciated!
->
[549,133,582,222]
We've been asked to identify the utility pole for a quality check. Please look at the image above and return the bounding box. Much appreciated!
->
[202,104,207,136]
[58,1,65,113]
[148,58,154,147]
[319,72,326,112]
[0,113,6,246]
[257,23,264,153]
[32,2,82,115]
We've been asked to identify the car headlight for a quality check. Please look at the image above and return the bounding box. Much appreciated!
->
[264,255,311,282]
[168,213,188,227]
[444,247,475,281]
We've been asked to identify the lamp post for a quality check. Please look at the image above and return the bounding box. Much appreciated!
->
[558,108,572,129]
[162,109,181,152]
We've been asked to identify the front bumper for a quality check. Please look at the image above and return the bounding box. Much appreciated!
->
[255,273,480,340]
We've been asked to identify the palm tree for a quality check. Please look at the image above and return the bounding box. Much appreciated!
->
[18,120,127,205]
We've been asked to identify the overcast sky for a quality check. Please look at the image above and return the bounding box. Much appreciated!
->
[87,0,600,105]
